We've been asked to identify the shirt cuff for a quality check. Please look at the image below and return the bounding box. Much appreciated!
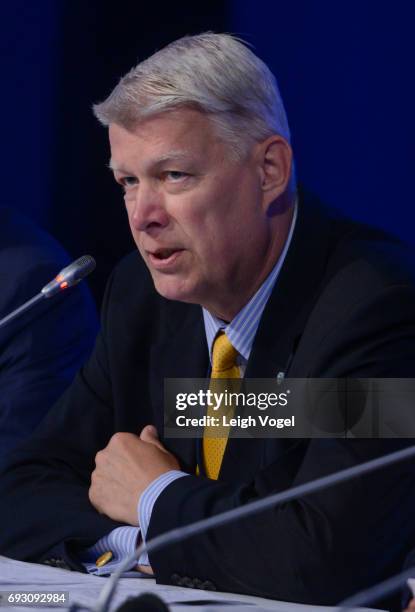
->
[138,470,189,565]
[80,526,142,576]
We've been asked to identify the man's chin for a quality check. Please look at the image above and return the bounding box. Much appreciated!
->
[151,275,199,304]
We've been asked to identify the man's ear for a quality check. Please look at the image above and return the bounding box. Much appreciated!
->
[258,135,293,212]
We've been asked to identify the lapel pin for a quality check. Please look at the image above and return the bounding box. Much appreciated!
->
[276,371,285,385]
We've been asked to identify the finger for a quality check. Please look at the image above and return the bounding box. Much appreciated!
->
[136,564,154,575]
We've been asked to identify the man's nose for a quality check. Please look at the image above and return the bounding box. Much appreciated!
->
[129,184,169,233]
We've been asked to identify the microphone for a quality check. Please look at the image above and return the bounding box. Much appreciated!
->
[69,592,169,612]
[0,255,96,330]
[115,593,169,612]
[92,443,415,612]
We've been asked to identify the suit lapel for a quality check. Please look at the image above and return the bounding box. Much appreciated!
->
[245,194,332,378]
[220,195,333,482]
[150,300,208,472]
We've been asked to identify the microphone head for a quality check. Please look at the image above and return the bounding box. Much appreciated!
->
[115,593,169,612]
[62,255,96,283]
[41,255,96,298]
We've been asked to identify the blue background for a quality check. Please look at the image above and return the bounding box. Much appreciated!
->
[1,0,413,303]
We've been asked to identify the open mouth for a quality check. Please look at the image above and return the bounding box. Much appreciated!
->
[147,248,184,268]
[151,248,180,260]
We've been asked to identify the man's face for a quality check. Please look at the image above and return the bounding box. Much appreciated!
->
[109,108,276,319]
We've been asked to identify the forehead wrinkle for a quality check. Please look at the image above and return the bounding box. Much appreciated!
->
[108,149,192,174]
[153,150,191,164]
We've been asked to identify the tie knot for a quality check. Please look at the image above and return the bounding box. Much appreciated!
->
[211,332,238,374]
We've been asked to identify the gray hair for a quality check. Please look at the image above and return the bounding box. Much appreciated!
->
[93,32,293,162]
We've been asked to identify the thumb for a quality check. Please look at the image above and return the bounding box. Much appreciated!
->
[140,425,166,451]
[140,424,158,440]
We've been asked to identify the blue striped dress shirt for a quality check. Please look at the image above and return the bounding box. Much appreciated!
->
[82,201,297,575]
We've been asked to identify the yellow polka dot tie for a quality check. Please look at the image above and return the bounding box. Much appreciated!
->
[203,332,240,480]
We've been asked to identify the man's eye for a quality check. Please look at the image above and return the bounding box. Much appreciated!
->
[165,171,189,182]
[119,176,138,189]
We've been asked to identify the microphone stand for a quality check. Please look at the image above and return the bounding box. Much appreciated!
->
[0,294,44,329]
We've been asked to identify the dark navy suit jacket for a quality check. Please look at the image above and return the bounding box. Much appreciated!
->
[0,207,98,456]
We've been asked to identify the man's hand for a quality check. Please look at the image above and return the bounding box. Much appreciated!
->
[88,425,180,525]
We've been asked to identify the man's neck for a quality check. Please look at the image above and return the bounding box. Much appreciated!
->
[204,200,296,322]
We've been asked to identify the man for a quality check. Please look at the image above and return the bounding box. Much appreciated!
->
[0,207,98,457]
[0,33,415,609]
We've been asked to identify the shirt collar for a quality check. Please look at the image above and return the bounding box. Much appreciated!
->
[203,198,298,363]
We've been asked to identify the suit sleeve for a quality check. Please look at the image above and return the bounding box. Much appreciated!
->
[147,283,415,605]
